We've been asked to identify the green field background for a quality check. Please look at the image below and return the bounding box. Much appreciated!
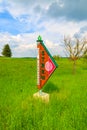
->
[0,57,87,130]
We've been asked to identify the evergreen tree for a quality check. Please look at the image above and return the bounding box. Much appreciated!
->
[2,44,12,57]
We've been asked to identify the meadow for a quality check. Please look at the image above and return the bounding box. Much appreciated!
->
[0,57,87,130]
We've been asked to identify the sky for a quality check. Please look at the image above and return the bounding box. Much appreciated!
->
[0,0,87,57]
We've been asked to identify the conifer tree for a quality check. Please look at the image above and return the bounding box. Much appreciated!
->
[2,44,12,57]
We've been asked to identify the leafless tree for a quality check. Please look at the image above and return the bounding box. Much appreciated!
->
[83,46,87,58]
[64,36,87,74]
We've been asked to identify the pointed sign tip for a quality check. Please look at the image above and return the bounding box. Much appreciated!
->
[38,35,42,40]
[37,35,43,42]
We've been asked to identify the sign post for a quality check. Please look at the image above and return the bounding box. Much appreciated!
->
[33,36,58,102]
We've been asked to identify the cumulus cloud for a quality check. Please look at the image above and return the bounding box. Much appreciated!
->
[74,25,87,38]
[45,40,63,56]
[0,32,64,57]
[0,0,87,57]
[1,0,87,23]
[6,0,87,23]
[47,0,87,21]
[0,33,37,57]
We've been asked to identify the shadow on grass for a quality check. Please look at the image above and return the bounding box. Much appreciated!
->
[43,82,59,94]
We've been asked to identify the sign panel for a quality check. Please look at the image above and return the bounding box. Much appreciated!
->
[37,36,58,89]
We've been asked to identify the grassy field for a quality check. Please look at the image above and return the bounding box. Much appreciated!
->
[0,57,87,130]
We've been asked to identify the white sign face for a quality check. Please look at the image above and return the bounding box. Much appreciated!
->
[37,48,40,86]
[45,61,53,72]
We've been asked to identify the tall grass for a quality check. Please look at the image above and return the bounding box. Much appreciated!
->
[0,57,87,130]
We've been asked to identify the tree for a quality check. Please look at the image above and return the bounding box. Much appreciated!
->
[53,55,60,60]
[83,47,87,59]
[2,44,12,57]
[64,36,87,74]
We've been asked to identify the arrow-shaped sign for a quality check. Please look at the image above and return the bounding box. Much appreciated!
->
[37,36,58,89]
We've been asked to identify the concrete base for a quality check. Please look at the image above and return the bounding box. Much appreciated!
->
[33,91,49,103]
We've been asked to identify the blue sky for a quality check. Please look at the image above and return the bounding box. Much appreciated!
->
[0,0,87,57]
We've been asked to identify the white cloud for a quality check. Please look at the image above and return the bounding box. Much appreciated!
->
[0,0,87,57]
[0,32,64,57]
[6,0,48,18]
[43,20,87,37]
[45,40,64,56]
[0,28,87,57]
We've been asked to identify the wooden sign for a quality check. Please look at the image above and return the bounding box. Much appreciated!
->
[37,36,58,89]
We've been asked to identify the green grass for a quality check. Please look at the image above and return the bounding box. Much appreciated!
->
[0,57,87,130]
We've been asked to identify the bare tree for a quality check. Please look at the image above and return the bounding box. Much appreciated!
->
[64,36,87,74]
[83,46,87,59]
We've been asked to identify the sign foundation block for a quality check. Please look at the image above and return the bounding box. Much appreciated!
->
[33,91,49,103]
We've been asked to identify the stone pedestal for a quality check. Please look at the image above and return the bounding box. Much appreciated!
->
[33,91,49,103]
